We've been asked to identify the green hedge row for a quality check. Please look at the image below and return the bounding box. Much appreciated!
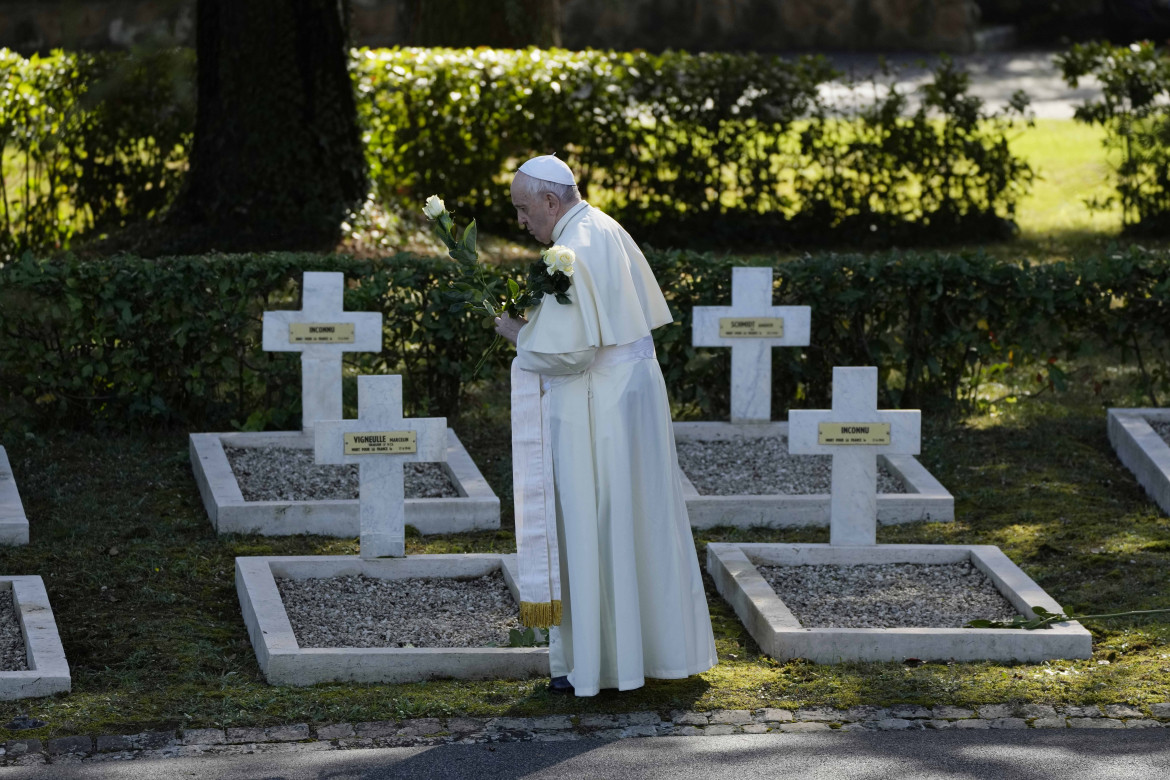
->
[3,45,1033,257]
[0,48,194,261]
[3,246,1170,433]
[1058,41,1170,236]
[359,47,1034,247]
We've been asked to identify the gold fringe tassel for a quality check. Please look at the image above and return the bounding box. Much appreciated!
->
[519,600,563,628]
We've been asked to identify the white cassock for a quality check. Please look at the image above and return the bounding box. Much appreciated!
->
[515,200,718,697]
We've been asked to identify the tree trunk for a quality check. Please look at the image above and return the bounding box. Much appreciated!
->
[177,0,366,252]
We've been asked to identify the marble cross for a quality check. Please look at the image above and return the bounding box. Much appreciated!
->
[262,272,383,432]
[788,367,921,546]
[692,267,811,423]
[315,375,447,559]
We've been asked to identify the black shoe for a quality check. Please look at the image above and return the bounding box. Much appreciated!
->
[549,675,574,694]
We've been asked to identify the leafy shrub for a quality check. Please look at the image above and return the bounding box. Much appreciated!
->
[1076,248,1170,405]
[356,48,1035,248]
[0,48,194,261]
[649,248,1079,418]
[0,253,497,432]
[7,246,1170,433]
[1058,41,1170,236]
[782,57,1033,248]
[3,46,1036,255]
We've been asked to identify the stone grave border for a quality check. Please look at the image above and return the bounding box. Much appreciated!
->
[707,542,1092,664]
[190,430,499,536]
[673,422,952,529]
[1107,408,1170,516]
[0,447,29,545]
[236,553,549,686]
[0,576,70,700]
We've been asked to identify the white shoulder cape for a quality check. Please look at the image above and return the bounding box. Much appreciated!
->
[518,204,672,356]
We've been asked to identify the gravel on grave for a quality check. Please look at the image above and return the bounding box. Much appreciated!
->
[0,589,28,672]
[1148,419,1170,447]
[225,446,458,502]
[276,571,523,648]
[676,436,905,496]
[758,561,1020,628]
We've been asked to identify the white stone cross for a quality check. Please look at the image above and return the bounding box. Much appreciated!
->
[692,267,811,422]
[262,272,383,432]
[788,367,921,546]
[315,375,447,559]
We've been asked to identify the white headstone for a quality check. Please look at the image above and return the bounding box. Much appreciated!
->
[315,375,447,558]
[692,267,811,423]
[788,367,921,545]
[262,272,383,432]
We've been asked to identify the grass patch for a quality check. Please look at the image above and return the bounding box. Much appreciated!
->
[1010,119,1121,240]
[0,353,1167,739]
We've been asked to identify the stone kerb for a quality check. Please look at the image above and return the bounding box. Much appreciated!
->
[673,421,952,529]
[236,554,549,686]
[0,576,70,700]
[706,542,1092,664]
[189,430,499,536]
[1107,408,1170,516]
[0,447,29,545]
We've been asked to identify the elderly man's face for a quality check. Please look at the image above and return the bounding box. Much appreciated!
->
[510,177,559,244]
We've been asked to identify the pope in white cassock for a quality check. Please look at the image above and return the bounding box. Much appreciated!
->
[495,154,718,697]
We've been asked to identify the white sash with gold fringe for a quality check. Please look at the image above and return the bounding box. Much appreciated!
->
[510,359,562,627]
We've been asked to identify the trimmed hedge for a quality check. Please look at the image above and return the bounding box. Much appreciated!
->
[358,48,1034,247]
[0,252,491,431]
[3,46,1034,257]
[1059,41,1170,236]
[3,246,1169,433]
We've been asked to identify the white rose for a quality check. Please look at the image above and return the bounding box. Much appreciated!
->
[542,245,575,276]
[423,195,446,219]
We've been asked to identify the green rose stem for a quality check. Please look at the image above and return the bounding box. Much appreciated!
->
[967,606,1170,630]
[425,195,575,377]
[423,195,507,376]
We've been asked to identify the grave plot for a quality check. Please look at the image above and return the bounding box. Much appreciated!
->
[1107,408,1170,516]
[681,267,951,529]
[189,271,499,536]
[237,554,547,685]
[0,446,29,545]
[0,576,70,699]
[707,542,1092,663]
[674,422,952,529]
[707,367,1091,664]
[190,428,498,537]
[237,375,546,685]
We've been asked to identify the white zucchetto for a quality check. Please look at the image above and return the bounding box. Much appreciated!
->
[518,154,577,186]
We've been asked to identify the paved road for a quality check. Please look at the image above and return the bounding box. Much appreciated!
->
[819,49,1101,119]
[5,730,1168,780]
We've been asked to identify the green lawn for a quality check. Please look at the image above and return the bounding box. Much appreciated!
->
[1010,119,1122,240]
[0,356,1166,738]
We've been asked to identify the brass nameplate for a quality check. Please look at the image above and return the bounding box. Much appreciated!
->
[817,422,891,445]
[719,317,784,338]
[289,322,355,344]
[344,431,417,455]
